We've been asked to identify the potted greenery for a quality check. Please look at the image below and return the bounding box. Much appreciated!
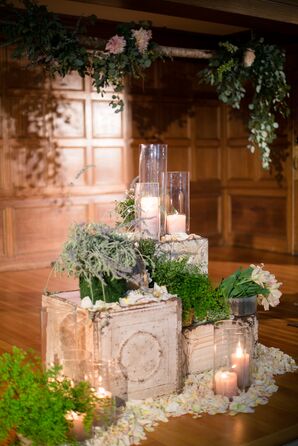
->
[219,263,282,316]
[54,223,144,305]
[151,257,229,326]
[0,347,97,446]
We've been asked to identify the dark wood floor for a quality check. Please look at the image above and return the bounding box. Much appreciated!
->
[0,247,297,446]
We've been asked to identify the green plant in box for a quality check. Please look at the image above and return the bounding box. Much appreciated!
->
[0,347,97,446]
[54,223,139,304]
[152,258,229,325]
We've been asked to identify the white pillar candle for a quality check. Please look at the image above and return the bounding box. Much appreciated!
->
[166,213,186,234]
[140,196,160,238]
[214,370,238,398]
[231,343,250,388]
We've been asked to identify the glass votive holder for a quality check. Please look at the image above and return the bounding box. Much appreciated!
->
[139,144,167,235]
[166,171,190,234]
[91,360,117,430]
[214,320,251,397]
[135,182,160,240]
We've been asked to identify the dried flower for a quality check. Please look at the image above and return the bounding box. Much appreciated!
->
[243,48,256,67]
[105,35,126,54]
[132,28,152,53]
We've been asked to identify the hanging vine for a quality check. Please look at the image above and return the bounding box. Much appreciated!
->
[0,0,162,111]
[0,0,291,169]
[199,39,290,169]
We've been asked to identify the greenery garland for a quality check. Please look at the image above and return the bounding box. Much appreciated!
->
[0,0,161,111]
[0,1,291,168]
[199,40,290,169]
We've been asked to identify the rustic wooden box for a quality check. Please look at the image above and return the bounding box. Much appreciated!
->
[156,235,208,274]
[181,315,258,376]
[182,323,214,375]
[42,291,182,400]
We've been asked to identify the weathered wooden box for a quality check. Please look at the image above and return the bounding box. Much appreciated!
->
[156,234,208,274]
[42,291,182,400]
[182,323,214,375]
[181,315,259,376]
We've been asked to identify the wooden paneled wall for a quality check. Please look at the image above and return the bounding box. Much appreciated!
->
[0,48,129,271]
[0,54,295,271]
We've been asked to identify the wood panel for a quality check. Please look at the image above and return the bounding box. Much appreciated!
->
[0,48,129,271]
[14,203,88,255]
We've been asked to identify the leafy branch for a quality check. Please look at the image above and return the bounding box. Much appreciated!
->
[0,0,162,111]
[199,38,290,169]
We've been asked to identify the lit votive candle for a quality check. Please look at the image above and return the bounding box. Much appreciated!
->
[66,411,87,441]
[166,213,186,234]
[95,386,112,399]
[214,370,238,398]
[231,343,250,388]
[140,196,160,238]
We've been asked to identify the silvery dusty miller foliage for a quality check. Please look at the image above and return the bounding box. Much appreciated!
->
[54,223,139,302]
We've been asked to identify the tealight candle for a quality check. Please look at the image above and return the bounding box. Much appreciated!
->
[166,213,186,234]
[66,410,87,441]
[95,386,112,399]
[214,370,238,398]
[231,342,250,388]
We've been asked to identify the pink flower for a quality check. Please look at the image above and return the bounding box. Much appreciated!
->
[132,28,152,54]
[105,35,126,55]
[243,48,256,67]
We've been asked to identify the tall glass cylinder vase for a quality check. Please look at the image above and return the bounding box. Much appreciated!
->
[135,182,160,240]
[139,144,167,236]
[214,320,251,398]
[166,171,190,234]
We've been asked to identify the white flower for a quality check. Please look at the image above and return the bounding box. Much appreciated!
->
[250,263,282,310]
[80,296,93,308]
[132,28,152,53]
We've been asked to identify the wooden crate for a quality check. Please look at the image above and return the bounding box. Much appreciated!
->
[181,315,258,376]
[182,323,214,375]
[42,291,182,400]
[156,235,208,274]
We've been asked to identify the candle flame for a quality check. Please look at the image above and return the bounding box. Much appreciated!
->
[96,386,112,398]
[235,341,244,358]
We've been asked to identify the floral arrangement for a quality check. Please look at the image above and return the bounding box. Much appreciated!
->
[0,0,161,111]
[92,22,160,111]
[199,39,290,169]
[0,347,97,446]
[219,264,282,310]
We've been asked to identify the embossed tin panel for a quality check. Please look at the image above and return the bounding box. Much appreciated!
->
[42,291,182,400]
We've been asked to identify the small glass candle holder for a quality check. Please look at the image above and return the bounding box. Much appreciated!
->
[91,360,117,430]
[135,182,160,239]
[166,171,190,234]
[214,320,251,397]
[139,144,167,235]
